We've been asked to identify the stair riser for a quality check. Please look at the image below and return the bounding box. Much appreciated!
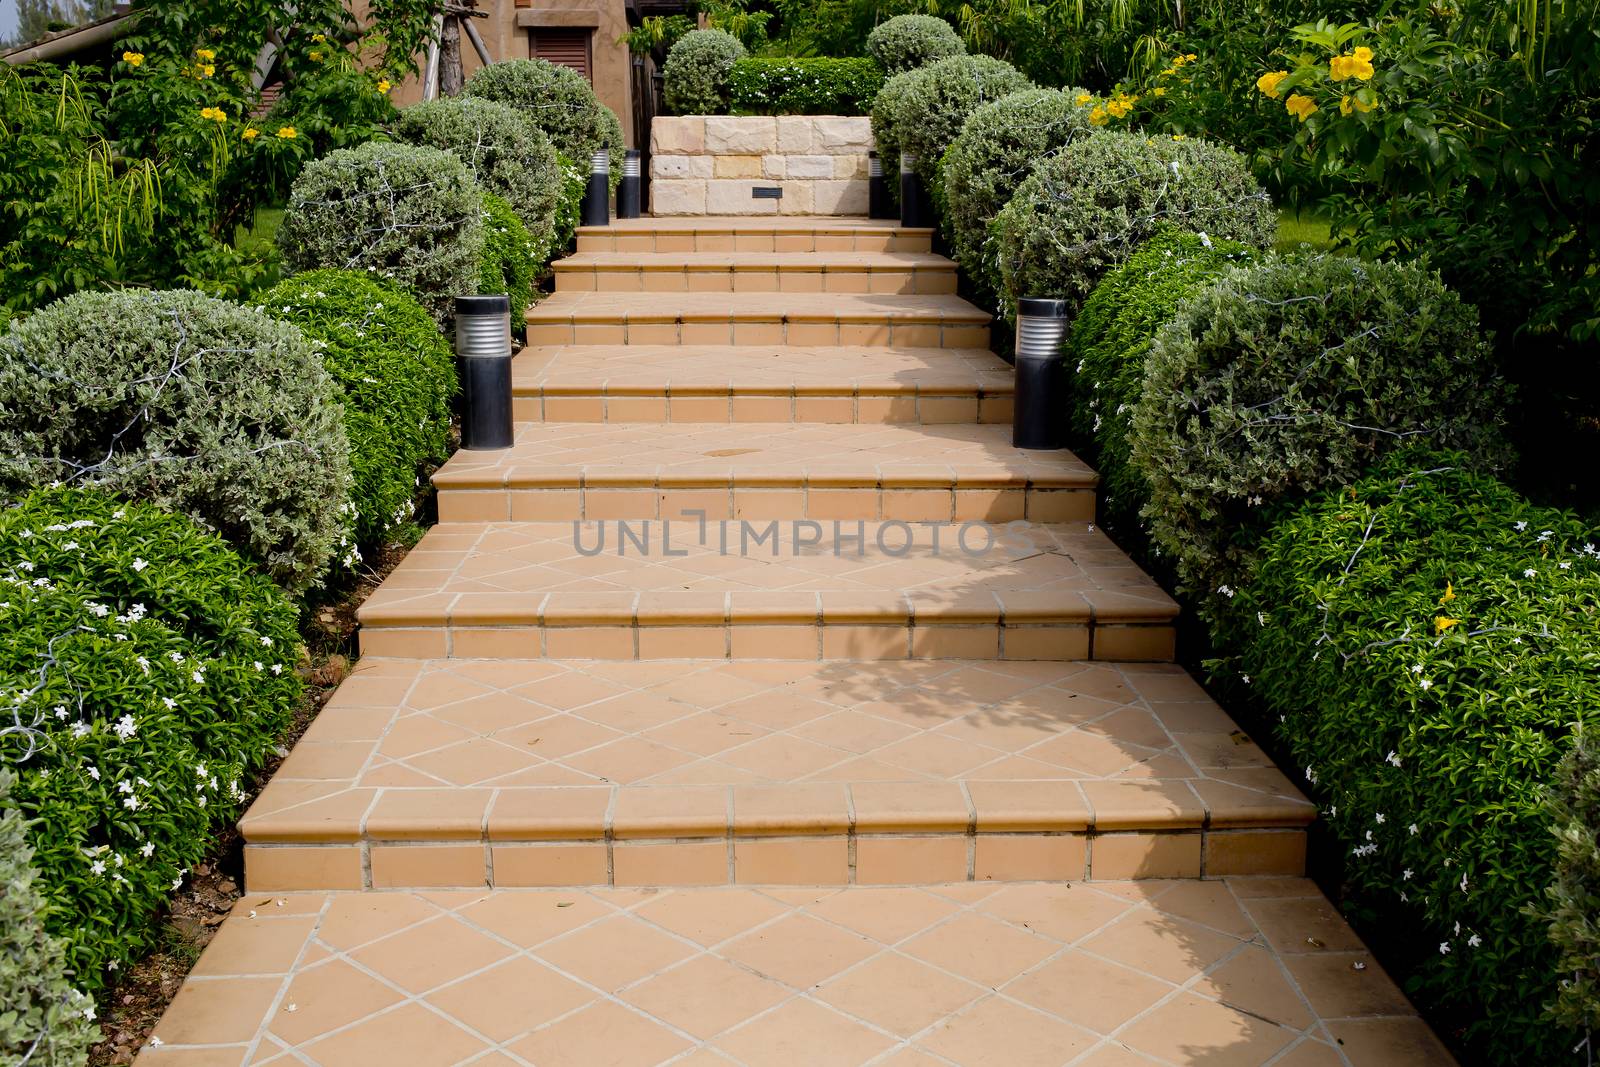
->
[523,319,991,348]
[576,232,933,254]
[437,485,1093,525]
[511,391,1014,425]
[244,828,1305,891]
[357,620,1175,663]
[555,267,957,296]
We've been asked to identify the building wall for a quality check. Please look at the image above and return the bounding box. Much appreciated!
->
[385,0,635,147]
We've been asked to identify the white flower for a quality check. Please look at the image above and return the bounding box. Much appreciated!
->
[1559,561,1572,570]
[1386,751,1402,767]
[131,557,148,573]
[87,766,100,781]
[63,540,79,551]
[1402,868,1413,880]
[140,841,155,858]
[1524,568,1537,578]
[1409,823,1419,835]
[1257,612,1267,626]
[260,636,273,647]
[1467,933,1481,948]
[71,721,90,738]
[168,651,184,663]
[123,796,140,811]
[116,780,133,794]
[1410,664,1424,674]
[1217,584,1235,598]
[1514,520,1528,531]
[1538,529,1553,541]
[271,664,283,675]
[172,875,184,890]
[162,697,177,709]
[1460,873,1469,893]
[1418,679,1432,690]
[83,1005,95,1021]
[1374,812,1386,824]
[90,860,106,875]
[191,669,205,684]
[113,714,137,740]
[1439,941,1451,955]
[54,705,68,719]
[137,657,150,673]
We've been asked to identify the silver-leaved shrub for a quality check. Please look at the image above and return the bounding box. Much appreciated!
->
[886,55,1032,190]
[865,15,964,75]
[662,29,746,116]
[463,58,625,195]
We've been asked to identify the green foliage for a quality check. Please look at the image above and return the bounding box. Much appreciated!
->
[889,55,1032,188]
[549,151,586,264]
[463,58,626,195]
[992,130,1276,321]
[0,289,352,590]
[0,488,303,989]
[1211,453,1600,1062]
[392,96,564,267]
[478,192,539,321]
[1544,728,1600,1036]
[865,14,965,74]
[868,67,919,207]
[662,29,748,116]
[727,58,884,116]
[1129,253,1511,610]
[277,141,484,324]
[619,14,695,58]
[1066,228,1255,545]
[0,773,95,1067]
[258,270,456,557]
[939,87,1093,311]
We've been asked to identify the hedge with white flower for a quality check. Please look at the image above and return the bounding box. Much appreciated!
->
[1211,451,1600,1062]
[0,488,301,989]
[259,269,456,560]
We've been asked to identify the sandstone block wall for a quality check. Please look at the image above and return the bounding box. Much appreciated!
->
[649,116,875,216]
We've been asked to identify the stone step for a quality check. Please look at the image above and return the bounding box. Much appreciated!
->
[240,658,1313,891]
[354,521,1178,663]
[431,423,1095,525]
[141,880,1453,1067]
[576,215,932,254]
[511,345,1015,424]
[554,251,958,295]
[524,293,990,348]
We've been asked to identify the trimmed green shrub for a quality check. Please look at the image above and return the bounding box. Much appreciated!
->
[277,141,485,324]
[993,131,1275,322]
[865,14,965,75]
[462,59,624,195]
[392,96,564,268]
[1212,452,1600,1062]
[550,151,586,261]
[0,772,95,1067]
[940,87,1093,309]
[892,55,1033,189]
[0,488,303,989]
[727,58,884,116]
[1129,253,1512,609]
[478,192,539,320]
[869,68,920,208]
[662,29,747,116]
[1067,228,1255,542]
[258,270,456,556]
[0,289,352,591]
[1544,729,1600,1037]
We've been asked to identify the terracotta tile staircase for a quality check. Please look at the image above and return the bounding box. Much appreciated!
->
[138,217,1452,1066]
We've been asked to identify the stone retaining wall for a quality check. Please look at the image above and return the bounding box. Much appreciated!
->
[649,116,875,216]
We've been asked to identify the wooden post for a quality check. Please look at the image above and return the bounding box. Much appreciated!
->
[439,13,464,96]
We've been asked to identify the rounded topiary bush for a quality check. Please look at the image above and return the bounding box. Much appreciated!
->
[0,289,352,590]
[662,28,746,116]
[866,14,965,74]
[0,772,96,1067]
[992,130,1276,320]
[392,95,563,266]
[1213,451,1600,1063]
[278,141,484,325]
[259,270,456,556]
[869,68,921,209]
[464,59,624,193]
[1066,227,1256,544]
[941,87,1094,309]
[892,55,1033,188]
[479,192,539,321]
[1130,253,1513,606]
[0,488,303,988]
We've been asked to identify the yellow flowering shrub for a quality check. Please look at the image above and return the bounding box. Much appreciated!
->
[1255,22,1380,129]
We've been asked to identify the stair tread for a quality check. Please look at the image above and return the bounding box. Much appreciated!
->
[582,214,930,233]
[242,657,1312,846]
[556,251,955,270]
[149,877,1427,1067]
[358,521,1176,625]
[525,291,991,323]
[513,345,1012,394]
[433,423,1095,489]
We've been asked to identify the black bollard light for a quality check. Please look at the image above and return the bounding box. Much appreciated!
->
[455,294,514,451]
[868,151,894,219]
[618,149,642,219]
[581,148,611,227]
[1012,297,1071,450]
[898,151,930,229]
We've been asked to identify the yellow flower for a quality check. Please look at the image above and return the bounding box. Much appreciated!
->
[199,106,227,123]
[1330,50,1375,82]
[1435,616,1460,632]
[1105,99,1131,118]
[1439,581,1456,604]
[276,126,297,139]
[1285,93,1318,121]
[195,48,215,61]
[309,50,323,61]
[312,33,326,43]
[1353,46,1374,63]
[1153,86,1167,97]
[377,78,393,94]
[1171,133,1186,140]
[1185,53,1196,61]
[1075,92,1093,106]
[121,51,144,66]
[242,127,260,140]
[1088,106,1109,126]
[198,63,215,78]
[1256,70,1289,99]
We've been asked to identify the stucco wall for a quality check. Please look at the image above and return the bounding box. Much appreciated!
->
[649,116,875,216]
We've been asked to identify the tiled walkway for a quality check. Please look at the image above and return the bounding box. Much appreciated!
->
[139,881,1451,1067]
[141,217,1451,1065]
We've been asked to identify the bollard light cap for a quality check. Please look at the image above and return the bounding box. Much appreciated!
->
[456,294,510,315]
[1017,297,1070,319]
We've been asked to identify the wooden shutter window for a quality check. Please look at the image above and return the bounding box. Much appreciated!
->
[532,28,591,81]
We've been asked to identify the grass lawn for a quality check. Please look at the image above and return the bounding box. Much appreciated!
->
[235,205,285,257]
[1275,210,1337,252]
